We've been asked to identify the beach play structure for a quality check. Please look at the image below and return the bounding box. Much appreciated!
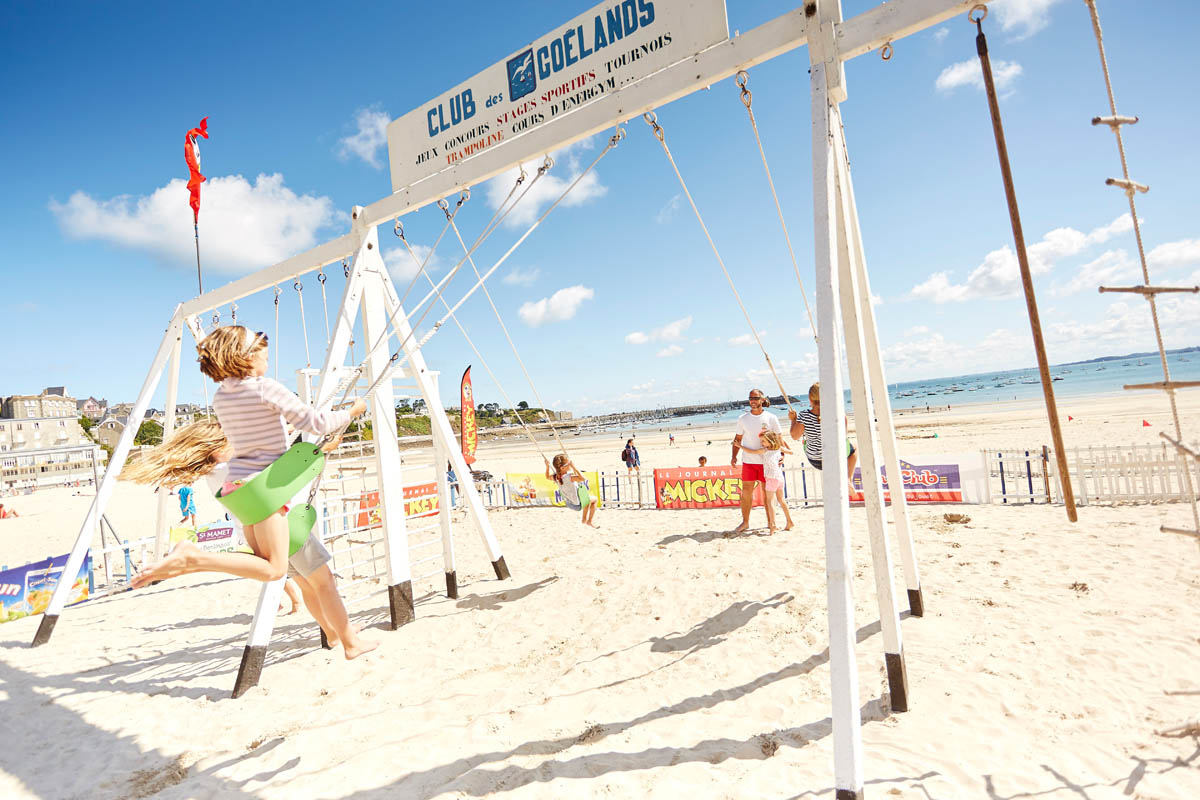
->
[31,0,1151,793]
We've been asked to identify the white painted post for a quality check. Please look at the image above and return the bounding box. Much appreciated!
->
[32,309,185,646]
[831,113,909,713]
[153,327,183,559]
[811,55,864,800]
[231,577,288,698]
[836,116,925,617]
[356,226,416,628]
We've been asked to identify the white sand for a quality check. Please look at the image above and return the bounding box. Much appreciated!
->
[0,394,1197,799]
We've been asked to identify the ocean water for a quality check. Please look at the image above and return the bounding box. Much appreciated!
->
[621,351,1200,432]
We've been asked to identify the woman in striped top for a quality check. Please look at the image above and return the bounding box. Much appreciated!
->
[788,381,857,480]
[130,328,368,606]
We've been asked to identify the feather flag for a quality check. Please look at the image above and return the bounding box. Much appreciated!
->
[185,117,208,223]
[460,366,477,465]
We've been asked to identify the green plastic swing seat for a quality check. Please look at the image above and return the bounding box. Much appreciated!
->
[216,442,326,528]
[286,504,318,557]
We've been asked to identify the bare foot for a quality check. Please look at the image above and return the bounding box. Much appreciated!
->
[279,604,299,615]
[586,521,600,528]
[731,523,749,533]
[131,541,200,588]
[783,522,794,531]
[768,527,778,534]
[342,634,379,660]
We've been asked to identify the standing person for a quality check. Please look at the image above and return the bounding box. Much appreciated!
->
[621,438,641,475]
[178,483,197,528]
[731,388,782,533]
[669,433,675,446]
[788,382,857,481]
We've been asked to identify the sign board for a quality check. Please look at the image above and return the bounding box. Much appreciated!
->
[506,472,602,508]
[170,522,245,553]
[387,0,729,191]
[848,452,990,504]
[654,466,765,509]
[0,553,91,624]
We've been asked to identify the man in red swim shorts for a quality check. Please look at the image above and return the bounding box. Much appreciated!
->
[730,388,782,533]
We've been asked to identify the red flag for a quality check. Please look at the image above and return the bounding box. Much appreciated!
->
[185,117,208,223]
[1068,415,1073,421]
[460,366,477,465]
[1143,420,1151,427]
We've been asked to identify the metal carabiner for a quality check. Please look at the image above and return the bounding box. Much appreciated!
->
[317,270,326,284]
[394,218,405,238]
[437,198,451,220]
[458,188,470,206]
[294,280,303,293]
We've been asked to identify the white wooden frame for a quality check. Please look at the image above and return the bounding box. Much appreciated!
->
[33,1,988,792]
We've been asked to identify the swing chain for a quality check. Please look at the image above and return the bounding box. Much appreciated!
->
[735,70,752,109]
[342,258,350,278]
[394,219,405,239]
[643,111,665,143]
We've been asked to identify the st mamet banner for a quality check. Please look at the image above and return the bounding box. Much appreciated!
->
[654,466,765,509]
[461,366,477,465]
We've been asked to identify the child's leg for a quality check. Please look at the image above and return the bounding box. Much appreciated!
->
[132,510,288,588]
[290,572,336,641]
[300,565,378,659]
[765,494,777,531]
[847,449,858,482]
[585,499,599,527]
[776,490,794,529]
[279,578,302,614]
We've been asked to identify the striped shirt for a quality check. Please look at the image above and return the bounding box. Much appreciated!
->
[213,376,352,481]
[797,409,822,461]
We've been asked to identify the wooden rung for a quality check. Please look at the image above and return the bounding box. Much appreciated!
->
[1160,526,1200,541]
[1099,285,1200,295]
[1094,115,1137,128]
[1159,433,1200,462]
[1123,381,1200,392]
[1106,177,1149,194]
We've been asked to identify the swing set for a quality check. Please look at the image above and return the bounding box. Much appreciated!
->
[31,1,1102,794]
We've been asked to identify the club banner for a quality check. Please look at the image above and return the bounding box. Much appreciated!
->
[849,453,989,504]
[0,552,92,624]
[654,466,766,509]
[170,521,245,553]
[461,366,477,465]
[386,0,730,191]
[506,472,602,507]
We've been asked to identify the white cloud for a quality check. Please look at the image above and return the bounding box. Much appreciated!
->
[517,285,594,326]
[728,330,767,346]
[909,214,1134,303]
[905,325,929,336]
[935,58,1023,93]
[933,27,949,43]
[337,106,391,168]
[883,333,970,374]
[1148,238,1200,271]
[1051,249,1138,296]
[502,266,541,285]
[656,345,684,358]
[625,315,693,345]
[484,138,608,228]
[995,0,1065,40]
[383,243,440,282]
[655,193,682,224]
[49,173,339,274]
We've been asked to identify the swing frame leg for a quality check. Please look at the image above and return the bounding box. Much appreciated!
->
[388,581,415,629]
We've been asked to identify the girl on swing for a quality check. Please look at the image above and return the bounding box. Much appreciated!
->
[544,453,599,527]
[125,325,377,659]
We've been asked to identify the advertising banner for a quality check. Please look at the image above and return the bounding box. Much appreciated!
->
[461,366,477,465]
[654,466,765,509]
[0,552,91,624]
[169,521,244,553]
[506,472,602,507]
[356,484,442,528]
[848,453,989,504]
[386,0,730,191]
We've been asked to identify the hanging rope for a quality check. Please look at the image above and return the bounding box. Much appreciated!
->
[295,279,312,367]
[317,269,331,349]
[734,70,819,344]
[643,111,796,415]
[394,195,552,459]
[272,285,282,380]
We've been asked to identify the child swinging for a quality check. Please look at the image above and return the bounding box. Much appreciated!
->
[544,453,599,527]
[123,326,377,659]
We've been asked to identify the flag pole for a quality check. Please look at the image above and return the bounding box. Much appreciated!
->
[194,220,203,296]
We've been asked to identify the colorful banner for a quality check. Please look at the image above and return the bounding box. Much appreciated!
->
[184,117,208,223]
[506,471,601,507]
[654,466,765,509]
[356,483,442,528]
[460,366,477,465]
[169,521,245,553]
[849,457,966,504]
[0,552,91,624]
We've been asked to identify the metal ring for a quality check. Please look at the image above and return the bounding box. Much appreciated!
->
[317,271,326,284]
[735,70,749,89]
[880,42,893,61]
[542,155,554,170]
[740,87,753,109]
[968,4,987,23]
[394,219,404,238]
[343,259,350,277]
[230,302,238,323]
[459,188,471,204]
[437,198,449,211]
[642,111,657,125]
[294,280,302,292]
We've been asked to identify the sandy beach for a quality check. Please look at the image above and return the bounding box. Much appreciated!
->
[0,393,1197,799]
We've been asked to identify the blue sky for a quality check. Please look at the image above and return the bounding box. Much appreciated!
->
[2,0,1197,415]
